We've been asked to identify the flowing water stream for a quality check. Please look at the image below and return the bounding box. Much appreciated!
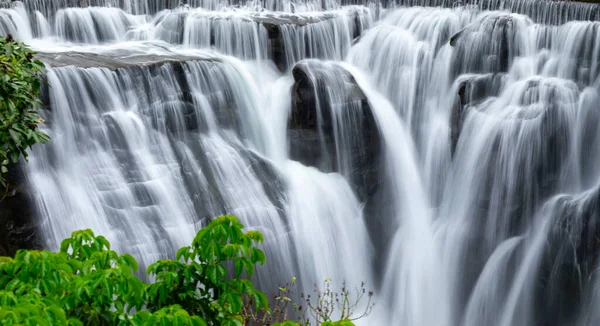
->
[2,0,600,324]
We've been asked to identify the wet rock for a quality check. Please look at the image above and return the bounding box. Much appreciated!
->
[289,60,388,278]
[536,185,600,325]
[37,54,239,135]
[550,186,600,276]
[262,22,286,72]
[243,148,288,220]
[450,73,504,155]
[39,76,51,111]
[35,50,217,70]
[256,9,369,71]
[289,60,381,202]
[288,129,327,169]
[450,14,527,75]
[449,78,578,311]
[0,162,43,257]
[172,135,287,224]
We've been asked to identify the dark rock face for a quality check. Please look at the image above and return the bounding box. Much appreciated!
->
[450,14,526,76]
[448,77,579,312]
[257,9,368,71]
[128,61,204,134]
[37,52,242,135]
[288,60,381,203]
[289,60,386,276]
[450,73,504,154]
[263,22,286,72]
[535,185,600,326]
[172,135,287,224]
[0,162,43,257]
[473,80,574,236]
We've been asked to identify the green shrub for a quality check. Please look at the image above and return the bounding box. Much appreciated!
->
[145,215,268,325]
[0,34,50,186]
[0,215,371,325]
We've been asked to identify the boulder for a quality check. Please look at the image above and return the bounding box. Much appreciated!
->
[289,60,380,203]
[0,162,43,257]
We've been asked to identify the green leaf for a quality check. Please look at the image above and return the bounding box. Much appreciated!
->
[251,248,266,265]
[10,151,19,163]
[81,246,91,259]
[68,318,84,326]
[234,259,243,278]
[95,236,110,250]
[228,293,243,314]
[224,317,243,326]
[191,317,208,326]
[242,259,254,278]
[253,291,268,310]
[120,254,138,273]
[207,266,218,285]
[8,129,20,145]
[216,264,226,280]
[59,239,70,254]
[175,247,190,261]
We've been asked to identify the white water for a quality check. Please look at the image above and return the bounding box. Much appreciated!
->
[3,0,600,325]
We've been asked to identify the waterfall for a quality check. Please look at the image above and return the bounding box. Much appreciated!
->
[3,0,600,324]
[346,64,451,326]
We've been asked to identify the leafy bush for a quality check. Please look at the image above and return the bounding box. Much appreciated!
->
[0,34,49,186]
[145,215,268,325]
[0,215,371,325]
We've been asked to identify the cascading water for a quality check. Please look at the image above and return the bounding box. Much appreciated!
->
[3,0,600,324]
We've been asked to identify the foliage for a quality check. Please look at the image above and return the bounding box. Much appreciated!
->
[0,231,146,325]
[145,215,268,326]
[0,34,49,186]
[0,215,371,325]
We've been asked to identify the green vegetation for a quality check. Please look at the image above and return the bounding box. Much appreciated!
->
[0,34,49,187]
[0,215,372,325]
